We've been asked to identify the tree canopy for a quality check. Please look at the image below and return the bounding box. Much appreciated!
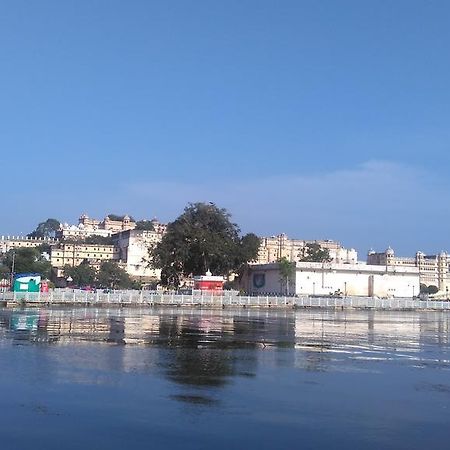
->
[107,214,135,222]
[278,257,295,295]
[83,235,115,245]
[300,243,331,262]
[62,261,136,289]
[64,262,96,287]
[28,218,60,239]
[135,220,155,231]
[96,261,135,289]
[425,285,439,295]
[1,248,51,279]
[151,202,260,287]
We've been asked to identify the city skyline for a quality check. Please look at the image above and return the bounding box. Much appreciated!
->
[2,197,449,261]
[1,1,449,255]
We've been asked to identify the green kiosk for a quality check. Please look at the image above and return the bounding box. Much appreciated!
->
[12,273,41,293]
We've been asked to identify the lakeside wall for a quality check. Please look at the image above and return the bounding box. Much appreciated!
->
[2,290,450,311]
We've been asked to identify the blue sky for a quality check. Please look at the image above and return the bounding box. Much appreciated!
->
[1,0,449,256]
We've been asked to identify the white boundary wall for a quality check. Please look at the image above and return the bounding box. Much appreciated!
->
[2,291,450,311]
[247,262,420,298]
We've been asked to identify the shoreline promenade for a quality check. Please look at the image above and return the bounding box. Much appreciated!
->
[2,290,450,311]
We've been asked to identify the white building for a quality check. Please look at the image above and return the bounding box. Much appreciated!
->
[113,229,162,281]
[57,214,135,240]
[245,262,420,298]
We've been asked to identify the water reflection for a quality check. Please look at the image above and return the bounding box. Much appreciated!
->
[2,307,450,449]
[1,307,450,385]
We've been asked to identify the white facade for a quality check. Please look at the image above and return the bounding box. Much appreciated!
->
[113,230,162,281]
[246,262,420,298]
[58,224,113,239]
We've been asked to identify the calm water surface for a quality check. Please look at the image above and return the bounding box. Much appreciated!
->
[1,307,450,449]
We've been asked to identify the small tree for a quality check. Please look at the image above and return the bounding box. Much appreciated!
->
[64,262,96,287]
[107,214,135,222]
[300,243,331,262]
[278,257,295,295]
[83,235,114,245]
[135,220,155,231]
[97,261,134,289]
[428,285,439,295]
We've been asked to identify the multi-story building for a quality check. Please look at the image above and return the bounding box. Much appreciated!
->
[255,234,357,265]
[57,214,167,241]
[0,236,57,254]
[367,248,450,294]
[57,214,137,240]
[51,215,167,282]
[50,242,120,277]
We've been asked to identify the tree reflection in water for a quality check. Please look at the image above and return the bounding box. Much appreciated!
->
[165,348,234,387]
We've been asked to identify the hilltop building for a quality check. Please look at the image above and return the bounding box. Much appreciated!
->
[255,234,357,265]
[0,236,57,254]
[367,248,450,294]
[52,215,167,282]
[50,242,120,277]
[57,214,136,240]
[57,214,167,241]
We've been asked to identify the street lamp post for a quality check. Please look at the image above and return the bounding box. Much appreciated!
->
[9,251,16,291]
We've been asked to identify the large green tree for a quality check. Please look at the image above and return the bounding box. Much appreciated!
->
[2,248,51,278]
[28,218,60,239]
[151,203,260,287]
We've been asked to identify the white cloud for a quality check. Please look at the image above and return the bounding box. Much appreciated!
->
[125,160,449,256]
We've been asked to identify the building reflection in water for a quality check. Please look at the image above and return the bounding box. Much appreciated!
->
[294,309,450,371]
[0,307,449,399]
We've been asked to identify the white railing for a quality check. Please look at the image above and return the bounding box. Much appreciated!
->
[2,290,450,310]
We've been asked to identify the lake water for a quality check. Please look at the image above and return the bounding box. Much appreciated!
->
[1,307,449,449]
